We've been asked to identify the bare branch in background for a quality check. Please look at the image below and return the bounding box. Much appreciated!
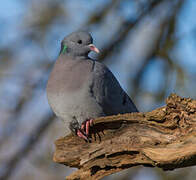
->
[0,68,50,148]
[132,0,186,101]
[0,114,55,180]
[98,0,166,62]
[85,0,121,26]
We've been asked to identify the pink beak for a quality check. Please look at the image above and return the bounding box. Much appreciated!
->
[88,44,100,53]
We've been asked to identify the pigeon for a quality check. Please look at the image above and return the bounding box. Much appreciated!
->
[47,31,138,141]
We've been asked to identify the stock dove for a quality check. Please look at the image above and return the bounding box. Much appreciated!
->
[47,31,138,141]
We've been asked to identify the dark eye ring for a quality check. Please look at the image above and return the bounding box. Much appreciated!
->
[77,40,82,44]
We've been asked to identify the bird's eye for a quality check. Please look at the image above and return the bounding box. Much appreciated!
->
[77,40,82,44]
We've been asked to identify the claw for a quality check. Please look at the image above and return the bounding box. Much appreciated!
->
[97,132,101,142]
[101,130,105,135]
[93,133,96,141]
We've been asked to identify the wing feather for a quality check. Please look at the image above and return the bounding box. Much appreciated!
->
[91,61,138,116]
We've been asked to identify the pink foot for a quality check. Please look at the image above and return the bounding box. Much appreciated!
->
[77,119,103,142]
[81,119,93,137]
[77,129,88,141]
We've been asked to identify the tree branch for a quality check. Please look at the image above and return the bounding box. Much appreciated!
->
[53,94,196,180]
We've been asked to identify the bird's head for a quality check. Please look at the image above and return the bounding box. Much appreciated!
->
[60,31,99,58]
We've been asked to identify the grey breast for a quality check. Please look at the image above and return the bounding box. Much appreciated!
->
[46,56,104,125]
[47,56,92,94]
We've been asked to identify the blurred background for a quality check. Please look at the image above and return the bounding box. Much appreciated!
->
[0,0,195,179]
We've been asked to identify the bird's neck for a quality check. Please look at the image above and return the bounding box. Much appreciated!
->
[60,53,89,60]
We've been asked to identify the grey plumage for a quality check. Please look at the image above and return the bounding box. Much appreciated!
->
[47,31,138,136]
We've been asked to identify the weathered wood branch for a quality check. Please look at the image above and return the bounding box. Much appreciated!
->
[53,94,196,180]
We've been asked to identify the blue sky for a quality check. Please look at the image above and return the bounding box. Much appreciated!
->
[0,0,195,111]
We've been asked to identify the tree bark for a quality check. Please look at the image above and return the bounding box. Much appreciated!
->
[53,94,196,180]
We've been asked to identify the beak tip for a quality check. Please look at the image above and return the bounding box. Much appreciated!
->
[89,44,100,54]
[95,49,100,54]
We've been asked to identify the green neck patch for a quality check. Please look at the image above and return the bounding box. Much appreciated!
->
[62,45,67,54]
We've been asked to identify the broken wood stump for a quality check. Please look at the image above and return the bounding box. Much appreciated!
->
[53,94,196,180]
